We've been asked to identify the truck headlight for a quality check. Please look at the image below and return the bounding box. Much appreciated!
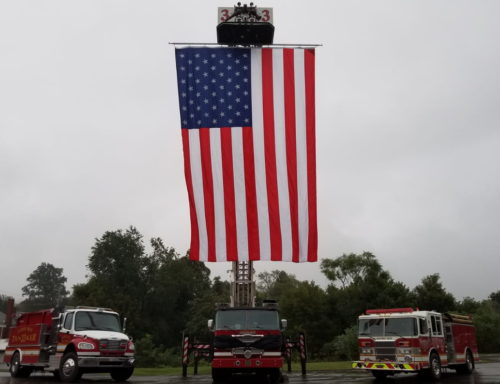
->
[360,348,374,354]
[397,348,417,355]
[78,342,96,350]
[127,341,135,351]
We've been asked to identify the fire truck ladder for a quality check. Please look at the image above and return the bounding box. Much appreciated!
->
[230,261,255,307]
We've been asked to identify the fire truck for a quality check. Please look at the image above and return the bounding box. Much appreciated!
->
[208,302,286,382]
[3,306,135,382]
[352,308,479,380]
[181,262,307,383]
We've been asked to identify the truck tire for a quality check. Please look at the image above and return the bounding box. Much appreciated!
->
[268,368,282,383]
[110,367,135,382]
[59,352,81,382]
[371,370,388,380]
[429,352,442,380]
[457,350,474,374]
[212,367,231,383]
[9,352,32,378]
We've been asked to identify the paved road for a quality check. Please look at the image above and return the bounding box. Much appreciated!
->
[1,358,499,384]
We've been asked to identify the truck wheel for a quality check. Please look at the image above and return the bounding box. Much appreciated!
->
[110,367,135,381]
[268,368,282,383]
[457,350,474,374]
[429,353,441,380]
[212,368,231,383]
[371,370,388,380]
[60,352,81,382]
[9,352,32,378]
[9,352,21,377]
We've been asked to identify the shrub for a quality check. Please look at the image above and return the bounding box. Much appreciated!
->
[320,325,358,361]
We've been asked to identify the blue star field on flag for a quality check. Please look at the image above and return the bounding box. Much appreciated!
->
[175,48,253,129]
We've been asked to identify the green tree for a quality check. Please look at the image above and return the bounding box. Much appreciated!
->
[0,294,11,314]
[413,273,456,313]
[144,255,211,347]
[257,271,336,356]
[320,325,359,360]
[321,252,412,329]
[186,276,230,341]
[21,262,68,310]
[474,300,500,353]
[456,296,481,314]
[321,252,384,289]
[489,290,500,310]
[279,280,335,356]
[72,227,152,340]
[72,227,213,350]
[257,270,300,302]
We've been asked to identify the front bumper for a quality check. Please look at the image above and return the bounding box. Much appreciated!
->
[212,357,283,369]
[352,361,421,372]
[78,356,135,368]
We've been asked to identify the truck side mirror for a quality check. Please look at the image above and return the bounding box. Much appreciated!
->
[123,317,127,333]
[281,319,287,330]
[208,319,214,330]
[57,314,64,330]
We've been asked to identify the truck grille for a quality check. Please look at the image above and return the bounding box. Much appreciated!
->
[375,341,396,361]
[99,339,127,351]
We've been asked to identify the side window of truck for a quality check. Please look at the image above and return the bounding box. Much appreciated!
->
[431,315,442,336]
[419,318,428,335]
[63,313,74,330]
[435,316,442,335]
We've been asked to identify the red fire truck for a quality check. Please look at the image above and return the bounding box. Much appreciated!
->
[352,308,479,380]
[3,306,135,382]
[208,303,287,383]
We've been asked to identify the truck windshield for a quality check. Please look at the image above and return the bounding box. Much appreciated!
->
[359,317,418,337]
[75,311,122,332]
[216,310,280,330]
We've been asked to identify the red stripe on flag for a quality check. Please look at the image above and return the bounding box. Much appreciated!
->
[220,127,238,261]
[242,126,260,261]
[199,128,216,262]
[181,129,200,261]
[304,49,317,262]
[283,49,300,263]
[262,48,282,261]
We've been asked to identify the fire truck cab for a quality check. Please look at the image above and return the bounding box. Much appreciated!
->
[208,303,286,383]
[352,308,479,380]
[4,307,135,382]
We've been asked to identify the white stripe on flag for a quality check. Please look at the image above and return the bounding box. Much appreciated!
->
[210,128,227,262]
[251,49,271,261]
[189,129,208,262]
[272,49,292,261]
[294,49,309,262]
[232,127,249,262]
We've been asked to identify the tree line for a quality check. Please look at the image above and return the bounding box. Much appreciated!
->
[3,226,500,366]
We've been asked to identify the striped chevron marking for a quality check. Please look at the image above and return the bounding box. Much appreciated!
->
[352,362,417,371]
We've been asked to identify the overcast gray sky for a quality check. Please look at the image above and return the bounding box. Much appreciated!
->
[1,1,499,301]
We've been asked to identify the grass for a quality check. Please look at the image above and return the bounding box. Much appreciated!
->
[134,361,352,376]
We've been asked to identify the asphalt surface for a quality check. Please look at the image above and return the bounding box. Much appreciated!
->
[0,357,499,384]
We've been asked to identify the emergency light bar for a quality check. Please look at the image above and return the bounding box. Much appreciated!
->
[365,308,414,315]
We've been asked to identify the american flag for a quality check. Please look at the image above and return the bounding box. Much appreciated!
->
[175,47,316,263]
